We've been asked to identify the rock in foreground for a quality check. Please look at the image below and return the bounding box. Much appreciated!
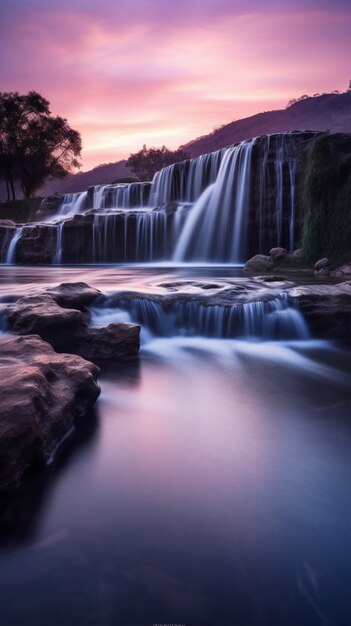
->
[289,281,351,339]
[0,335,100,491]
[5,283,140,362]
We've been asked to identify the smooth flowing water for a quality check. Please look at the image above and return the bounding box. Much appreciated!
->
[0,266,350,626]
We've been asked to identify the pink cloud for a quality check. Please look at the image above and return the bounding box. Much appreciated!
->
[1,2,350,169]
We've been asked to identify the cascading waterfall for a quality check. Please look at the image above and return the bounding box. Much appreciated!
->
[91,293,310,341]
[173,139,255,262]
[1,132,316,265]
[5,228,22,264]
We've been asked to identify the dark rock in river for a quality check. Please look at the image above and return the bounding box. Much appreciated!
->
[4,284,140,361]
[289,281,351,340]
[46,282,102,309]
[0,335,100,490]
[270,247,287,262]
[244,254,273,272]
[314,257,330,271]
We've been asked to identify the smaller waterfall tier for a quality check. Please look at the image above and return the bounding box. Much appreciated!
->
[90,289,310,341]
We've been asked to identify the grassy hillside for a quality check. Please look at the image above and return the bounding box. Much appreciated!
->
[182,92,351,157]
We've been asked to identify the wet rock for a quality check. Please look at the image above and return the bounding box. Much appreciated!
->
[0,335,100,490]
[293,248,303,257]
[330,264,351,278]
[70,323,140,361]
[4,287,140,362]
[36,194,64,219]
[270,247,287,262]
[315,257,330,271]
[46,282,102,309]
[289,281,351,339]
[7,295,87,335]
[244,255,273,273]
[254,275,288,283]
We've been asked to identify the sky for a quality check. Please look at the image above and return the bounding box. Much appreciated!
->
[0,0,350,171]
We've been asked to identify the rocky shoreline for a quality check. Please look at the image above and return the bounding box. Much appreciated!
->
[0,282,140,490]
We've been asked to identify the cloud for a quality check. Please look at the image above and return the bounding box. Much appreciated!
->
[1,1,350,169]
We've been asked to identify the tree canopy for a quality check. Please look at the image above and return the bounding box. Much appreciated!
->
[126,145,190,181]
[0,91,81,199]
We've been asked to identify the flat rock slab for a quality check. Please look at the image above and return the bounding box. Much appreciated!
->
[289,281,351,339]
[46,282,102,309]
[0,335,100,491]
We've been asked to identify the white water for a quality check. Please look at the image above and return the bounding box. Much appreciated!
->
[5,228,22,264]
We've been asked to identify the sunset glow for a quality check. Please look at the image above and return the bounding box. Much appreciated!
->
[1,0,350,169]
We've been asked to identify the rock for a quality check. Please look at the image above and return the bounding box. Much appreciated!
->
[244,255,273,272]
[315,257,330,271]
[70,323,140,361]
[36,194,64,219]
[4,287,140,362]
[289,281,351,339]
[330,264,351,278]
[0,335,100,490]
[270,247,287,262]
[7,294,87,335]
[46,282,102,309]
[254,275,288,283]
[293,248,303,257]
[314,267,330,276]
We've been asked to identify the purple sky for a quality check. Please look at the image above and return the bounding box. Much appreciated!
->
[1,0,350,169]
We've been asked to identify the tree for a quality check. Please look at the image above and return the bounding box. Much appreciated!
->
[126,145,190,181]
[348,79,351,92]
[0,91,81,199]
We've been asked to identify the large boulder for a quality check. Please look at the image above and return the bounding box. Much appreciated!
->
[244,254,273,273]
[270,247,287,262]
[4,285,140,361]
[46,282,102,309]
[289,281,351,339]
[7,294,86,335]
[0,335,100,490]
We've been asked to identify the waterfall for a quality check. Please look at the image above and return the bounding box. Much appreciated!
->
[54,221,65,264]
[148,148,224,206]
[91,293,310,341]
[173,139,255,262]
[1,132,317,265]
[5,228,22,264]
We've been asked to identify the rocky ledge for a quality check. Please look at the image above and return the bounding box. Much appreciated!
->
[290,282,351,340]
[3,282,141,361]
[0,282,141,490]
[0,335,100,490]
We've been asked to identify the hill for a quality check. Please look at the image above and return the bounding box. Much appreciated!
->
[39,91,351,195]
[182,92,351,157]
[40,160,131,196]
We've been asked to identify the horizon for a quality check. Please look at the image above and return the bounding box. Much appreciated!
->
[1,0,350,170]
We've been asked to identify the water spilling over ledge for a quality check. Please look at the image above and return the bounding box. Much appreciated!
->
[0,131,318,265]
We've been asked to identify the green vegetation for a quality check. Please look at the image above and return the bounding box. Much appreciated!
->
[0,197,42,223]
[0,91,81,199]
[302,133,351,264]
[126,145,190,181]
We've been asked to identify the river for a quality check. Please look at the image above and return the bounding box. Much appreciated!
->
[0,265,350,626]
